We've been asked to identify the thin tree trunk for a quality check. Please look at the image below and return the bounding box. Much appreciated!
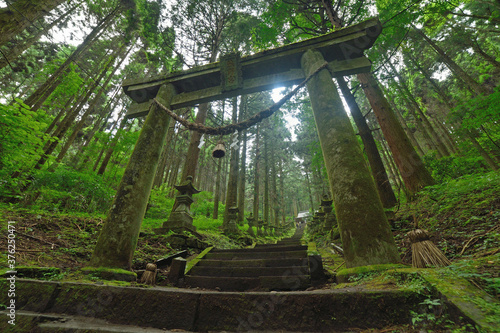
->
[412,26,489,96]
[0,1,81,70]
[375,130,404,192]
[213,159,222,219]
[43,96,75,137]
[358,72,435,195]
[154,121,176,187]
[34,45,117,170]
[270,135,279,227]
[52,44,130,168]
[468,129,499,170]
[305,170,315,214]
[23,7,118,111]
[279,159,286,224]
[386,60,449,157]
[397,88,437,155]
[253,125,260,220]
[0,0,67,47]
[263,125,270,227]
[389,98,425,157]
[337,76,397,208]
[97,119,129,175]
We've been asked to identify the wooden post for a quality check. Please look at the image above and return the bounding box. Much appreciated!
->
[301,49,400,268]
[90,84,176,270]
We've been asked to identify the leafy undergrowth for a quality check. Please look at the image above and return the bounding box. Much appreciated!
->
[392,171,500,300]
[393,171,500,260]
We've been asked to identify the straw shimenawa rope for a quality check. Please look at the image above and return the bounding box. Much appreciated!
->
[152,62,330,136]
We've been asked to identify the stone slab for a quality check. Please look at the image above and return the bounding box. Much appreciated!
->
[194,289,424,332]
[204,250,307,260]
[0,278,59,312]
[211,245,307,253]
[195,258,308,268]
[188,265,309,277]
[1,278,484,332]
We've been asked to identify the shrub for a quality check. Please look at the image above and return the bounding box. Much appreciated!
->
[0,101,50,199]
[145,186,174,219]
[424,155,488,183]
[25,167,115,213]
[192,191,225,218]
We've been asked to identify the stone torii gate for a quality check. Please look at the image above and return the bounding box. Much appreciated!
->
[89,18,400,272]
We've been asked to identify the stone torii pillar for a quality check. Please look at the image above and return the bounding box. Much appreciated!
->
[90,84,176,270]
[301,49,400,267]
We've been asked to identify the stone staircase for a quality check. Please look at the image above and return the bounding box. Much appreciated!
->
[184,227,325,291]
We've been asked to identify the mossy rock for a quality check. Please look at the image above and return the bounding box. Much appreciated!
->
[336,263,408,283]
[80,267,136,282]
[0,266,61,279]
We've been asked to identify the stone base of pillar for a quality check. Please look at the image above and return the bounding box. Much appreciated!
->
[155,223,202,240]
[223,222,240,235]
[157,210,197,233]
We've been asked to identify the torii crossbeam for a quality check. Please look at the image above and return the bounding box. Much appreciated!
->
[122,18,381,118]
[90,18,401,272]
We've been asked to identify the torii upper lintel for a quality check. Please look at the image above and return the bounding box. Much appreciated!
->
[122,18,382,118]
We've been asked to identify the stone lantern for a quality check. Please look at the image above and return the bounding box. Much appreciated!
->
[224,206,240,234]
[321,194,336,233]
[246,213,256,237]
[156,176,200,234]
[257,217,265,236]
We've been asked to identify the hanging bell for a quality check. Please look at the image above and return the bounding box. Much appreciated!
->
[212,140,226,158]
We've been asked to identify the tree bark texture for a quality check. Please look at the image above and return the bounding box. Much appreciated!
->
[253,124,260,220]
[358,72,435,195]
[386,61,450,157]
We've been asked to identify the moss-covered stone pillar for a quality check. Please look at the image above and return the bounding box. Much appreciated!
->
[90,84,176,270]
[301,49,400,268]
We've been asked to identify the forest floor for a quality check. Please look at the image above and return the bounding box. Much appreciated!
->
[0,172,499,331]
[0,172,498,292]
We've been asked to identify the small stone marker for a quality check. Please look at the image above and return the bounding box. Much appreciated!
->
[168,257,187,285]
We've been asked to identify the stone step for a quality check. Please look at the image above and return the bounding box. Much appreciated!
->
[184,275,311,291]
[275,241,302,245]
[39,316,180,332]
[188,265,309,277]
[0,279,444,332]
[204,250,307,260]
[0,311,187,333]
[212,245,307,253]
[195,258,308,268]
